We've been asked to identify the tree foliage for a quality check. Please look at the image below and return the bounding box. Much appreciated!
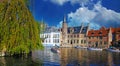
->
[0,0,44,55]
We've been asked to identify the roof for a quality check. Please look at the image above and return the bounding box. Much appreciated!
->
[87,27,109,37]
[44,26,59,33]
[111,28,120,34]
[81,27,88,34]
[67,26,88,34]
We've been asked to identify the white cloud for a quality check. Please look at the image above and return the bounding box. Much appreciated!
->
[92,2,120,27]
[57,1,120,29]
[68,7,96,26]
[50,0,68,5]
[47,0,90,6]
[70,0,89,5]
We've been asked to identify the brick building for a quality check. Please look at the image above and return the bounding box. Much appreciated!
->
[87,27,112,48]
[60,16,120,48]
[111,28,120,41]
[111,28,120,46]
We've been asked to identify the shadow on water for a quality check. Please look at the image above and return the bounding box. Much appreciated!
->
[0,56,43,66]
[0,48,120,66]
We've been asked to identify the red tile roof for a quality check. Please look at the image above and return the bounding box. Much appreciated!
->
[111,28,120,33]
[87,27,120,37]
[87,27,109,37]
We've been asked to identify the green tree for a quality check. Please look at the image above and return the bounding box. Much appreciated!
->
[0,0,43,56]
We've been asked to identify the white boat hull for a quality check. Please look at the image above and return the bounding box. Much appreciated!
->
[87,48,103,51]
[108,49,120,52]
[74,46,87,49]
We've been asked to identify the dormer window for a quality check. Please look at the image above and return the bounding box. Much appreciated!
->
[91,32,94,36]
[99,36,102,39]
[70,28,74,33]
[82,28,86,33]
[99,31,102,36]
[99,32,102,34]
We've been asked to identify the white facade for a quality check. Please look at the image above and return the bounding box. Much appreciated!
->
[40,32,61,46]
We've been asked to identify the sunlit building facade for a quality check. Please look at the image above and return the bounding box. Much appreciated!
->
[111,28,120,46]
[60,17,89,47]
[40,26,61,46]
[87,27,112,48]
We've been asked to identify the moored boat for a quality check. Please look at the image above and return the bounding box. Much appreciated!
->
[74,46,87,49]
[87,48,103,51]
[107,48,120,52]
[51,47,60,53]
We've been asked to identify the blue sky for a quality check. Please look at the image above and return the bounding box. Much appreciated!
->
[30,0,120,29]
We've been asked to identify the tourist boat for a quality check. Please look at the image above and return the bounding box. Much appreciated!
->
[107,48,120,52]
[87,48,103,51]
[74,46,87,49]
[74,46,79,48]
[51,47,60,53]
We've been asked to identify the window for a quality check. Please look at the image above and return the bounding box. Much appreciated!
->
[95,41,98,47]
[99,32,102,36]
[77,34,79,38]
[84,40,86,44]
[57,34,59,38]
[100,41,102,44]
[58,39,60,43]
[104,41,107,45]
[91,32,94,36]
[99,36,102,39]
[77,40,79,43]
[81,40,83,44]
[74,35,76,38]
[88,41,91,44]
[49,35,51,38]
[68,40,69,43]
[71,40,72,44]
[74,40,75,43]
[53,39,55,43]
[68,35,69,38]
[89,37,91,39]
[49,39,50,43]
[55,39,56,43]
[56,39,59,43]
[70,28,74,33]
[84,35,86,37]
[97,36,98,39]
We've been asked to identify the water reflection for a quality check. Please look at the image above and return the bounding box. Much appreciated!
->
[32,47,60,63]
[0,56,42,66]
[60,48,120,66]
[0,48,120,66]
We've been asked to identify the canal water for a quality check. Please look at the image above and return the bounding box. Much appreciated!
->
[0,48,120,66]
